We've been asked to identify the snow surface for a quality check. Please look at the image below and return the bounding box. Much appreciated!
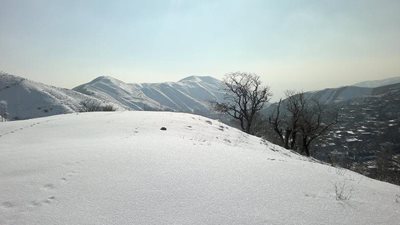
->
[0,112,399,225]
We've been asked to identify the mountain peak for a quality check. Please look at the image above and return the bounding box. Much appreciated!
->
[91,75,121,82]
[179,75,220,83]
[89,76,126,86]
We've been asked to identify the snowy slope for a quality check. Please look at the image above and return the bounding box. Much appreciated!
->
[0,111,399,225]
[353,76,400,88]
[0,73,114,120]
[73,75,225,114]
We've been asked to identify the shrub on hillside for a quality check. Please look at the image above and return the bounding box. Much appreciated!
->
[79,99,116,112]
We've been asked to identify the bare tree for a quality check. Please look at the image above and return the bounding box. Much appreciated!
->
[297,99,337,156]
[269,91,306,149]
[268,91,337,156]
[214,72,272,134]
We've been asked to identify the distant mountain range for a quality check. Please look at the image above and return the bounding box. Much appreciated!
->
[1,72,399,121]
[264,76,400,108]
[73,75,224,114]
[299,76,400,105]
[353,76,400,88]
[0,73,225,120]
[0,73,106,120]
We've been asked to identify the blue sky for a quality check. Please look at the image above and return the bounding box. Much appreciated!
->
[0,0,399,97]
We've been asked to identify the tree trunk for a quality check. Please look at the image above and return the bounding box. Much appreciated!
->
[239,118,245,132]
[301,136,310,156]
[290,131,297,150]
[245,121,252,134]
[284,129,291,149]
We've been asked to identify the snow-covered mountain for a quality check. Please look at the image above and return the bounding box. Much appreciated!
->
[295,81,400,105]
[271,76,400,105]
[353,76,400,88]
[0,73,224,120]
[0,111,399,225]
[0,73,110,120]
[73,75,225,114]
[263,85,374,116]
[305,86,373,104]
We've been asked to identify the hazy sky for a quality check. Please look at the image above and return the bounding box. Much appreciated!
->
[1,0,399,98]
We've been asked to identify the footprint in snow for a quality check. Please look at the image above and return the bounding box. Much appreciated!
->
[29,200,42,208]
[43,196,56,204]
[42,183,55,190]
[1,202,15,209]
[74,160,83,165]
[29,196,56,208]
[66,170,78,177]
[223,139,231,143]
[304,193,317,198]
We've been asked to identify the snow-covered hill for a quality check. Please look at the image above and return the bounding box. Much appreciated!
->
[73,75,225,114]
[0,73,113,120]
[0,111,398,225]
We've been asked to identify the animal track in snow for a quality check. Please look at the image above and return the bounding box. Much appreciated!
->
[28,166,78,209]
[0,119,54,138]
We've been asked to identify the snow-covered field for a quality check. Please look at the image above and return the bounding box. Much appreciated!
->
[0,112,399,225]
